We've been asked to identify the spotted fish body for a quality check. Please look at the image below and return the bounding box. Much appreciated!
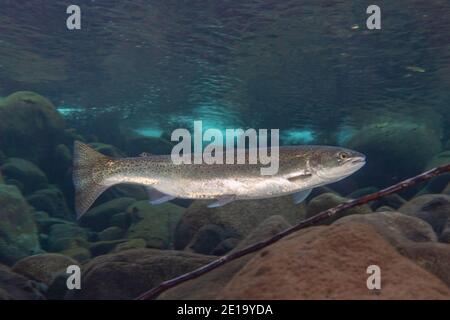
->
[73,141,366,218]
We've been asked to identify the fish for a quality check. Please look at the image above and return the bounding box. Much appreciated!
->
[72,141,366,218]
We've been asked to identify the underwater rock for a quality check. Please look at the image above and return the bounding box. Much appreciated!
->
[375,205,395,212]
[211,238,240,256]
[188,224,238,255]
[122,136,174,156]
[1,158,48,194]
[399,194,450,242]
[98,226,125,241]
[370,194,407,211]
[109,212,132,230]
[335,211,437,248]
[114,239,147,252]
[0,184,41,265]
[49,144,73,185]
[67,248,213,300]
[0,92,65,166]
[346,122,441,187]
[26,187,72,220]
[11,253,77,286]
[47,223,90,252]
[79,197,135,231]
[34,214,75,234]
[60,246,91,263]
[174,196,305,251]
[218,222,450,299]
[49,237,90,253]
[89,240,128,257]
[400,242,450,288]
[53,144,72,170]
[0,264,45,300]
[126,201,184,249]
[159,215,291,300]
[305,192,371,224]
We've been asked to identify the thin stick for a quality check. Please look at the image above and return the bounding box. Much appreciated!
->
[135,163,450,300]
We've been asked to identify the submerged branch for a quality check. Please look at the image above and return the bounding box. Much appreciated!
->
[135,163,450,300]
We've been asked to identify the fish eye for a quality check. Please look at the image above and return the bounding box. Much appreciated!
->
[338,152,349,160]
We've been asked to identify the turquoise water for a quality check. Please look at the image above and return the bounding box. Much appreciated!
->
[1,1,449,142]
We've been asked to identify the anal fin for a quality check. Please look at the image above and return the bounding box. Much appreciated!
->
[207,195,236,208]
[146,187,175,205]
[292,188,312,204]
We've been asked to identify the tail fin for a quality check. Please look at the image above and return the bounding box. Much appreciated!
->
[73,141,112,218]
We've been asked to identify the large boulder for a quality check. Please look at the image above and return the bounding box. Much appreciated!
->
[47,223,91,252]
[345,122,441,187]
[79,197,135,231]
[174,196,305,253]
[0,91,65,166]
[12,253,78,286]
[26,187,72,220]
[67,249,214,300]
[399,242,450,288]
[126,201,184,249]
[219,222,450,299]
[335,211,438,248]
[0,264,45,300]
[399,194,450,242]
[159,215,291,300]
[0,184,41,265]
[0,158,48,194]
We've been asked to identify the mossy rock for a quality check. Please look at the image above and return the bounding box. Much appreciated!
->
[60,246,91,263]
[1,158,48,194]
[174,195,306,252]
[47,223,90,251]
[0,184,41,265]
[89,240,128,256]
[12,253,78,286]
[79,197,135,231]
[126,201,185,249]
[98,226,124,241]
[0,91,65,165]
[26,187,72,219]
[114,239,147,252]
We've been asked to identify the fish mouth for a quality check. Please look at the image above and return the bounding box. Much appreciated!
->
[348,156,366,165]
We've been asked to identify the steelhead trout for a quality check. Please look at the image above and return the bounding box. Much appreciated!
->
[73,141,365,217]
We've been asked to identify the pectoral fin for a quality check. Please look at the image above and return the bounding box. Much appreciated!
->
[292,189,312,204]
[207,195,236,208]
[146,187,175,205]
